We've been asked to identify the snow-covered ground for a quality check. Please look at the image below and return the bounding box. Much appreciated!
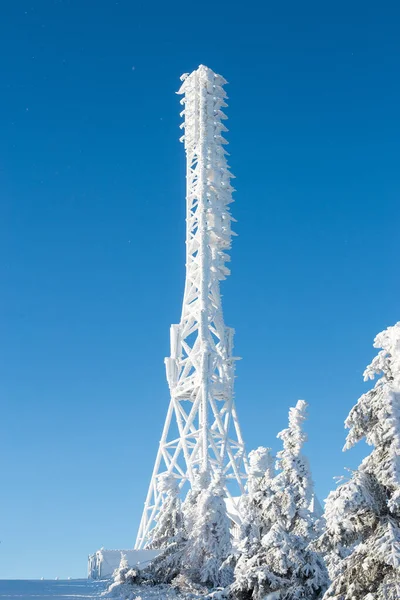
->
[0,579,106,599]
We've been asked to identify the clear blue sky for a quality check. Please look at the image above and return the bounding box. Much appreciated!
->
[1,0,399,580]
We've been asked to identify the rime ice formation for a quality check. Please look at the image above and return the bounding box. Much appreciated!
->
[136,65,247,549]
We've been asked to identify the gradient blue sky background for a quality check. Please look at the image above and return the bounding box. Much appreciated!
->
[1,0,399,580]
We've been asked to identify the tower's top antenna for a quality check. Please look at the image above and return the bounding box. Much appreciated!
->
[177,64,236,283]
[179,64,228,83]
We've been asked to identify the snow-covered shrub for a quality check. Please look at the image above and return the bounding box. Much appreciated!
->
[106,553,140,597]
[320,323,400,600]
[232,401,328,600]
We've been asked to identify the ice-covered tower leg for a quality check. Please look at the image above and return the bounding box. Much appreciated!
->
[135,65,247,549]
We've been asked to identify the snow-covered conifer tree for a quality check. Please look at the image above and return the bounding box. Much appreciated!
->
[239,446,275,550]
[184,470,233,588]
[148,473,186,584]
[274,400,316,538]
[149,474,183,549]
[233,401,328,600]
[154,468,210,587]
[182,469,207,540]
[233,447,276,596]
[321,323,400,600]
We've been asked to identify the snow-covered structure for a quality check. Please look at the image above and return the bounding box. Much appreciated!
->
[136,65,248,549]
[87,549,159,580]
[88,68,328,581]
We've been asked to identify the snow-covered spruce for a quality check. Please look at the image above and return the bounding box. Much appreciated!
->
[149,474,184,550]
[147,474,186,584]
[275,400,321,540]
[234,447,275,574]
[182,469,208,544]
[232,401,328,600]
[320,323,400,600]
[183,470,233,588]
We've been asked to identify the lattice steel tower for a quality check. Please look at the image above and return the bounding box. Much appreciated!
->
[135,65,247,549]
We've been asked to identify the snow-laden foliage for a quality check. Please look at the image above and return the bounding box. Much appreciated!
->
[150,469,232,588]
[275,401,325,541]
[235,447,275,564]
[170,573,223,597]
[182,470,209,540]
[274,401,319,540]
[183,470,233,588]
[247,446,275,490]
[320,323,400,600]
[345,325,400,511]
[147,475,186,584]
[232,402,328,600]
[150,474,184,550]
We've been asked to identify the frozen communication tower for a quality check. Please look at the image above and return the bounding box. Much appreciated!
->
[135,65,247,549]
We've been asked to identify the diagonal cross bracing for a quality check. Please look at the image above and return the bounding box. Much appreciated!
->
[135,65,247,550]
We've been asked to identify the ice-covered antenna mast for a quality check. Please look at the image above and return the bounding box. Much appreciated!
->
[135,65,247,549]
